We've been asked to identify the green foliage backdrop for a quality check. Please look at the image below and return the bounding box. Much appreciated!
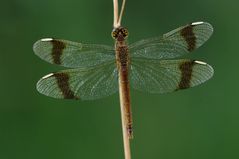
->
[0,0,238,159]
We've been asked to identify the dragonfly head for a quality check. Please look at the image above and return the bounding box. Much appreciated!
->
[111,27,129,41]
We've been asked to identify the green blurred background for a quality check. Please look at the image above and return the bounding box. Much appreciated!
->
[0,0,238,159]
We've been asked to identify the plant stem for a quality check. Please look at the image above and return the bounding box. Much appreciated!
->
[113,0,126,28]
[119,80,132,159]
[113,0,119,28]
[118,0,126,27]
[113,1,131,158]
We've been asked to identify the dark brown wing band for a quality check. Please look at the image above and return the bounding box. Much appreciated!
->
[177,60,196,90]
[51,40,66,64]
[180,24,196,52]
[53,73,79,99]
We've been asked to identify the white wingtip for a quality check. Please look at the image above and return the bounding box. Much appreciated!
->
[42,73,54,79]
[191,22,204,25]
[195,60,207,65]
[41,38,53,42]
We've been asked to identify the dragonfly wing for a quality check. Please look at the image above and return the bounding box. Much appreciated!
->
[129,22,213,59]
[130,59,214,93]
[33,38,115,68]
[36,62,118,100]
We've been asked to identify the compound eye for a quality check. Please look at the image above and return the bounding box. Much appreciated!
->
[111,31,118,38]
[122,29,128,37]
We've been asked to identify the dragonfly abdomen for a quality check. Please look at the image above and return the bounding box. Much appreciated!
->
[115,40,133,139]
[117,45,129,68]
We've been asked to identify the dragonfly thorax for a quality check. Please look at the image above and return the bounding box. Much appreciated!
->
[111,27,129,41]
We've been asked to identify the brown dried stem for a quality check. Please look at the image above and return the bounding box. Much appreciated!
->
[113,0,126,28]
[113,1,131,159]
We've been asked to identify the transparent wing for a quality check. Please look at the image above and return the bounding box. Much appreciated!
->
[130,58,214,93]
[33,38,115,68]
[129,22,213,59]
[36,62,118,100]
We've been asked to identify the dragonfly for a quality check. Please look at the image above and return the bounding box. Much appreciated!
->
[33,21,214,139]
